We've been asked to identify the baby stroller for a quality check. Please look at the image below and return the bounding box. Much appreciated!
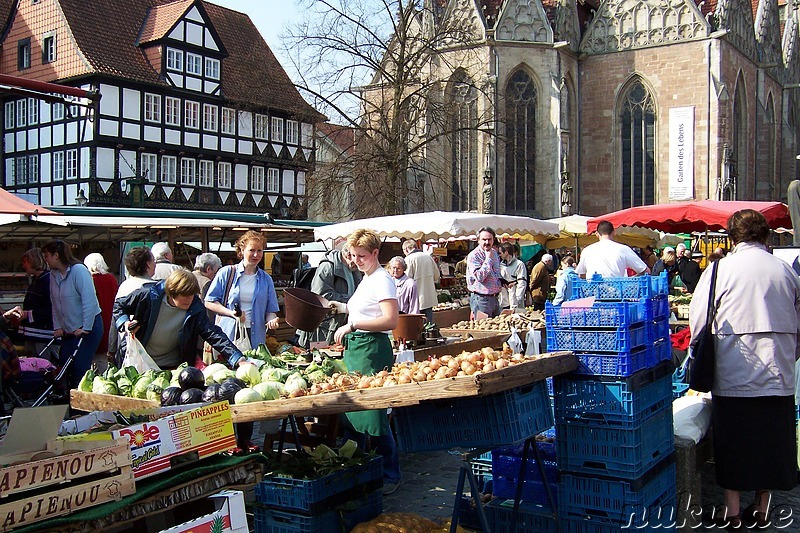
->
[2,336,82,414]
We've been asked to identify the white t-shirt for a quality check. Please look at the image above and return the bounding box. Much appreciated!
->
[575,238,647,278]
[347,268,397,334]
[239,272,257,320]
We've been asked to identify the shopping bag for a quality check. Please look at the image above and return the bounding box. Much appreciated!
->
[122,332,160,373]
[507,326,523,354]
[524,324,542,356]
[234,320,252,352]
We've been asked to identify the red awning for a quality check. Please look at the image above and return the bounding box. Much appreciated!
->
[0,188,60,216]
[586,200,791,233]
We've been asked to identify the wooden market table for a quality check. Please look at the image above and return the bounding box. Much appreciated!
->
[71,352,577,423]
[432,306,470,327]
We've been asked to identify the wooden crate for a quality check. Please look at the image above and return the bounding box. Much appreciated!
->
[0,438,135,531]
[229,351,576,423]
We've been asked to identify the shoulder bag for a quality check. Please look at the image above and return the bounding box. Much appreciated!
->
[687,260,719,393]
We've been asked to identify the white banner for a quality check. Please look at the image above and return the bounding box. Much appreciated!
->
[668,107,695,200]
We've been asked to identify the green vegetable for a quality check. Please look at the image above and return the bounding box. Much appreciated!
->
[284,373,308,394]
[308,444,337,462]
[103,364,119,381]
[170,363,188,387]
[234,388,263,404]
[257,343,272,360]
[261,367,292,383]
[117,376,133,397]
[124,366,139,383]
[305,370,328,384]
[78,369,96,393]
[338,439,358,460]
[202,363,228,384]
[236,362,261,386]
[212,369,237,384]
[92,376,118,395]
[132,370,156,399]
[253,382,282,400]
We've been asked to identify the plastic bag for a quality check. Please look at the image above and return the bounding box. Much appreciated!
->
[524,324,542,356]
[122,332,160,373]
[507,326,523,354]
[672,395,712,443]
[234,320,252,352]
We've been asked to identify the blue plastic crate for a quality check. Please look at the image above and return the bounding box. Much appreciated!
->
[554,368,673,426]
[559,458,676,526]
[545,300,648,329]
[493,476,559,505]
[648,296,670,320]
[647,317,671,344]
[394,381,554,452]
[557,408,674,479]
[492,436,557,471]
[654,338,671,364]
[255,456,382,512]
[253,490,382,533]
[572,345,649,377]
[571,273,669,301]
[486,500,558,533]
[547,324,647,353]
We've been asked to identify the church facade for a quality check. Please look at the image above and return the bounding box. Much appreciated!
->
[402,0,798,218]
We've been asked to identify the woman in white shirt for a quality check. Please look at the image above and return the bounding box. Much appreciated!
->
[332,229,401,495]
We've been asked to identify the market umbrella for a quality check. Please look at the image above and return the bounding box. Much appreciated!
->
[0,187,60,216]
[586,200,791,233]
[313,211,560,244]
[546,214,668,250]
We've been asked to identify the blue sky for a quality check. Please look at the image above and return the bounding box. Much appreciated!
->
[212,1,296,75]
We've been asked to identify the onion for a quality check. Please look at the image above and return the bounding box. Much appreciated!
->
[495,359,508,369]
[462,362,477,375]
[447,368,459,378]
[483,362,496,372]
[398,374,412,384]
[466,352,481,364]
[440,355,453,363]
[413,371,427,382]
[429,358,441,370]
[447,359,460,370]
[457,370,466,377]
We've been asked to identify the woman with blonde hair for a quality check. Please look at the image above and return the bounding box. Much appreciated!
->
[331,229,401,495]
[84,253,118,356]
[205,230,280,449]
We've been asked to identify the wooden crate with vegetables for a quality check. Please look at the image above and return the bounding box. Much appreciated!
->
[71,343,576,424]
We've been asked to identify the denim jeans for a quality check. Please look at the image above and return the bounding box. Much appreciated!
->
[469,292,500,318]
[59,313,103,389]
[343,425,402,483]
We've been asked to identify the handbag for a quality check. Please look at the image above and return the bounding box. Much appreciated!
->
[234,319,252,352]
[687,260,719,393]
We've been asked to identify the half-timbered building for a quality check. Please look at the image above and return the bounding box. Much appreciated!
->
[0,0,323,216]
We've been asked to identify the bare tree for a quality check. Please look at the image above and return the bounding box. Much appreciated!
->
[283,0,497,218]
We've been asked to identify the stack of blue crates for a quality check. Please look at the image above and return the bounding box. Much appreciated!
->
[546,273,677,532]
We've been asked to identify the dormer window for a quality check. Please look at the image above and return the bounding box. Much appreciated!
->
[186,52,202,75]
[205,58,220,80]
[166,47,183,71]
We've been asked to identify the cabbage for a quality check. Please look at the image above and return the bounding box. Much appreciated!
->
[132,370,156,399]
[284,374,308,395]
[116,376,133,397]
[78,369,96,393]
[170,362,188,387]
[253,382,282,401]
[304,370,328,384]
[236,363,261,386]
[212,369,237,384]
[92,376,118,395]
[259,380,285,397]
[202,363,228,384]
[261,367,292,383]
[234,388,263,404]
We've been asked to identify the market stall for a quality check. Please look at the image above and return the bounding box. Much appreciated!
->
[546,214,682,251]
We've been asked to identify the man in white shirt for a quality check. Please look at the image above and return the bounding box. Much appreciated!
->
[402,240,441,323]
[575,221,647,278]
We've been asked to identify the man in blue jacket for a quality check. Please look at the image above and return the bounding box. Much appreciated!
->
[113,269,243,369]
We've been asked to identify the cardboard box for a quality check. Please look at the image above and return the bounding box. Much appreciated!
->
[111,401,235,479]
[59,403,206,436]
[159,490,248,533]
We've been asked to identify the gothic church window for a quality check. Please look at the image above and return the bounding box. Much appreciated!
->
[728,75,746,201]
[619,79,655,209]
[448,70,478,211]
[505,69,537,213]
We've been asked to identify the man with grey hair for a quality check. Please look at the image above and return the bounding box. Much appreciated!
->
[402,240,440,323]
[193,252,222,299]
[528,253,554,311]
[151,242,183,281]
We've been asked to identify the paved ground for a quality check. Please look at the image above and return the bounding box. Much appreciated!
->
[382,450,800,531]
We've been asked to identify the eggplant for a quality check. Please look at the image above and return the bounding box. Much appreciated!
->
[179,388,205,405]
[178,366,205,390]
[202,383,221,403]
[161,386,183,406]
[217,380,242,404]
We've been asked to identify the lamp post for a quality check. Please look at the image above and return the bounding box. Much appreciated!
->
[74,188,88,207]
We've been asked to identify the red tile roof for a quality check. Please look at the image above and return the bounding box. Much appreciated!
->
[9,0,321,121]
[318,123,355,156]
[138,0,194,45]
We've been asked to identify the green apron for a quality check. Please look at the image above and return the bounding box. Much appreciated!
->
[341,331,393,436]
